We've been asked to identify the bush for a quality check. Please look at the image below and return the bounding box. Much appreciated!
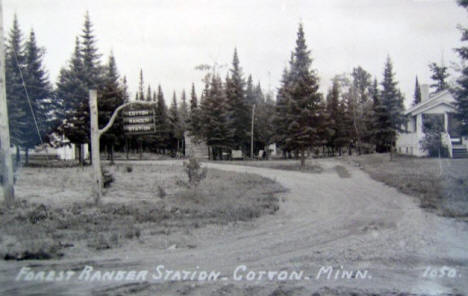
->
[420,115,449,158]
[183,157,207,187]
[126,165,133,173]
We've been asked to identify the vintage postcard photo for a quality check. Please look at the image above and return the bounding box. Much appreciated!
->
[0,0,467,295]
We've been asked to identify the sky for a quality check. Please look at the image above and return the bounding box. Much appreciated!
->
[3,0,467,108]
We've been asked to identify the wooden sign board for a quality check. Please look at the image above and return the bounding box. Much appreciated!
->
[122,108,156,135]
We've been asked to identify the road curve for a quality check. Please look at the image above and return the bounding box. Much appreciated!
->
[1,159,467,295]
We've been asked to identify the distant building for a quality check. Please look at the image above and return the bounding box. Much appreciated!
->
[396,85,467,158]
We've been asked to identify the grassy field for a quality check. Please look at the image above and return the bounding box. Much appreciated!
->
[351,153,468,219]
[0,163,285,260]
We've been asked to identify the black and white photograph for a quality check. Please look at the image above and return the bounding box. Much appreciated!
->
[0,0,467,295]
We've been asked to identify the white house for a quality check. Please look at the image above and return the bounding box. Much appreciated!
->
[396,85,467,158]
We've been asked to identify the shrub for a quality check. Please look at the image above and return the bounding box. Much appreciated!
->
[183,157,207,187]
[126,165,133,173]
[420,116,449,158]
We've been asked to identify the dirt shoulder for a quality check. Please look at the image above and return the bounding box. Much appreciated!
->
[0,164,285,261]
[1,159,467,295]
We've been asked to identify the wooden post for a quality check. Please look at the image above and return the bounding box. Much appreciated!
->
[89,90,102,204]
[0,0,15,206]
[251,104,255,159]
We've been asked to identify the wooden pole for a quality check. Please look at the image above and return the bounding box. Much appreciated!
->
[251,104,255,159]
[0,0,15,206]
[89,90,102,204]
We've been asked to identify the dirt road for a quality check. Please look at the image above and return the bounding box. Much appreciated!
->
[1,159,467,295]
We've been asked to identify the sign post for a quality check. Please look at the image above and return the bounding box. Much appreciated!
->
[89,94,158,205]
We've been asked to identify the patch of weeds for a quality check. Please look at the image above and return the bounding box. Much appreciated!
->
[335,165,351,178]
[183,157,207,187]
[157,186,167,199]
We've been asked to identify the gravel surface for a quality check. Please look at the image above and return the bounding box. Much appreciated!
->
[1,159,467,295]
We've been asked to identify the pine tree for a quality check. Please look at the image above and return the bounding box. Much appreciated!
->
[188,83,201,139]
[285,23,323,166]
[5,15,28,151]
[146,85,152,102]
[454,0,468,135]
[179,90,189,142]
[429,62,449,94]
[138,69,145,101]
[154,85,170,152]
[81,11,102,89]
[413,76,422,106]
[169,91,182,153]
[202,75,230,159]
[56,13,104,163]
[21,29,54,157]
[377,57,405,154]
[225,48,248,152]
[245,75,256,106]
[325,78,341,154]
[274,67,291,157]
[98,53,125,161]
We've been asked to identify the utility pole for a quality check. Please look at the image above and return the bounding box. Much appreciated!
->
[251,104,255,160]
[0,0,15,206]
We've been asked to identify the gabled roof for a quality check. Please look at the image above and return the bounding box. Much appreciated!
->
[405,89,455,116]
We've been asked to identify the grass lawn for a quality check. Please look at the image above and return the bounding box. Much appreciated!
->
[0,163,285,260]
[351,153,468,219]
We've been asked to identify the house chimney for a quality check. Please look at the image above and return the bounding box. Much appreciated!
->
[421,84,429,102]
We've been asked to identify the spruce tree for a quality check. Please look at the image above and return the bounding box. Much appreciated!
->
[98,53,125,161]
[169,92,182,153]
[154,85,169,152]
[81,11,102,89]
[5,15,27,152]
[188,83,201,139]
[225,49,248,152]
[325,78,341,154]
[285,23,322,166]
[378,57,405,154]
[138,69,145,101]
[21,30,54,159]
[274,67,291,157]
[454,0,468,135]
[413,76,422,106]
[429,62,449,94]
[202,75,229,159]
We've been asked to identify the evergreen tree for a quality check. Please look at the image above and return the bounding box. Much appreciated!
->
[454,0,468,135]
[188,83,201,139]
[146,85,152,102]
[285,23,323,166]
[81,11,102,89]
[325,78,341,154]
[202,75,229,159]
[154,85,170,152]
[21,30,54,158]
[56,13,104,163]
[274,67,291,157]
[98,53,125,161]
[245,75,256,106]
[5,15,28,150]
[138,69,145,101]
[179,90,189,140]
[429,62,449,93]
[377,57,405,154]
[413,76,422,106]
[225,48,248,152]
[169,92,182,153]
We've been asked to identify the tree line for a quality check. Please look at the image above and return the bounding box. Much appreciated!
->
[4,6,468,165]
